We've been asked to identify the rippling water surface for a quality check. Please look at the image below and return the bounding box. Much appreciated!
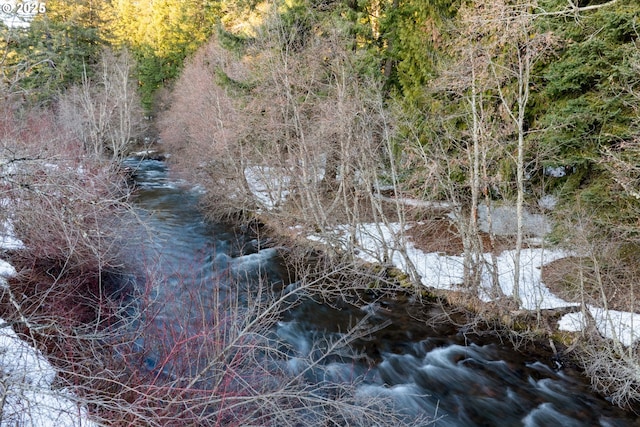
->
[123,157,638,426]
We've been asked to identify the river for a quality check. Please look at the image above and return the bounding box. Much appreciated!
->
[122,157,638,426]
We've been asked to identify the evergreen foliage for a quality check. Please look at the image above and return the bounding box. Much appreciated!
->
[0,0,109,104]
[380,0,455,104]
[532,1,640,224]
[109,0,221,111]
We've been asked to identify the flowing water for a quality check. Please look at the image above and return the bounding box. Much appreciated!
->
[123,157,639,426]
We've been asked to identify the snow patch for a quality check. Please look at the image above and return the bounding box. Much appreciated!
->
[559,307,640,347]
[306,221,640,345]
[0,258,16,279]
[1,220,25,250]
[538,195,558,211]
[244,166,292,209]
[0,319,97,426]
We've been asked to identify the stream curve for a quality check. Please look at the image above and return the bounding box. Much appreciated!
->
[122,157,638,426]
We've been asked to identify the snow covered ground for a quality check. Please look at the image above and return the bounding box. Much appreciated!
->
[0,227,96,427]
[306,220,640,346]
[243,166,640,347]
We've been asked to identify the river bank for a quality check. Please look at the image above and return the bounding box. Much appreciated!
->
[120,156,639,424]
[2,151,639,425]
[129,146,640,411]
[228,157,640,415]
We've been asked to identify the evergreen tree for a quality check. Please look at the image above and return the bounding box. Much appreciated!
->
[109,0,221,111]
[533,1,640,225]
[380,0,455,103]
[0,0,111,104]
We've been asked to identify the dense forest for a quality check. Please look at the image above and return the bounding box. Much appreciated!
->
[1,0,640,424]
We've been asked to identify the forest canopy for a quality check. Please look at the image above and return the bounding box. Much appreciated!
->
[0,0,637,261]
[1,0,636,274]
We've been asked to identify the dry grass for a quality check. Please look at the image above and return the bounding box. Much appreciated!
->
[405,218,516,256]
[542,257,640,314]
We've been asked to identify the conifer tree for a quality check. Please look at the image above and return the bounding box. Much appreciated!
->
[0,0,112,103]
[109,0,220,111]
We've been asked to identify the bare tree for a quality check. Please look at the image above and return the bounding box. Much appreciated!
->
[405,2,509,292]
[159,6,415,275]
[158,34,257,219]
[409,0,559,301]
[58,47,146,160]
[0,103,135,425]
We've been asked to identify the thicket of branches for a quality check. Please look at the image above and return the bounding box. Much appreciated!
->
[58,48,148,161]
[2,0,640,420]
[159,0,640,410]
[72,251,429,426]
[159,6,420,285]
[0,100,426,426]
[0,37,425,425]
